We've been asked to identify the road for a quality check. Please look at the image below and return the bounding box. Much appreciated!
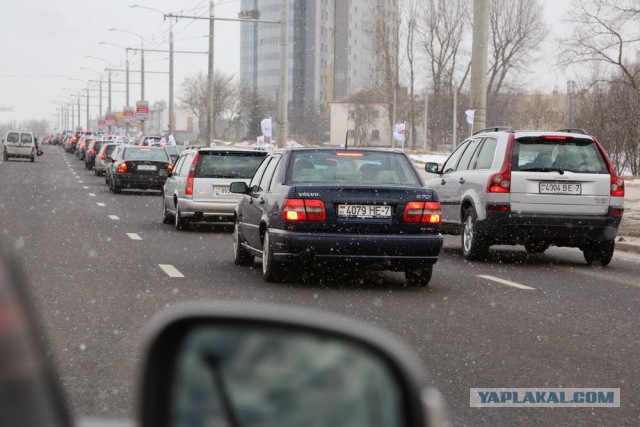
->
[1,145,640,426]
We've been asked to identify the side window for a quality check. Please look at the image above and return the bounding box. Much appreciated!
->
[473,138,498,170]
[173,155,187,177]
[258,156,280,193]
[457,138,483,171]
[267,156,283,191]
[179,154,194,177]
[249,157,272,193]
[442,140,471,173]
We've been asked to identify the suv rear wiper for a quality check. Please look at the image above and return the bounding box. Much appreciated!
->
[520,167,565,175]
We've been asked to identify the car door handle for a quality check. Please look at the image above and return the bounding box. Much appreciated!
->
[258,198,266,205]
[459,178,466,184]
[440,179,446,185]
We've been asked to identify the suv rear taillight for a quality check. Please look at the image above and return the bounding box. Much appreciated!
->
[89,148,95,155]
[488,133,514,193]
[99,151,106,160]
[116,162,128,173]
[283,199,326,221]
[611,176,624,197]
[487,172,511,193]
[185,152,199,197]
[403,201,441,223]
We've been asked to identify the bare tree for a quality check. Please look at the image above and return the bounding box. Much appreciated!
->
[560,0,640,92]
[179,70,238,140]
[235,85,275,141]
[487,0,547,97]
[403,0,419,149]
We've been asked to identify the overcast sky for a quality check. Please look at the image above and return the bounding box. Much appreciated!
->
[0,0,573,126]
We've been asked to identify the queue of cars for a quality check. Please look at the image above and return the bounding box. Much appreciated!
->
[60,126,624,287]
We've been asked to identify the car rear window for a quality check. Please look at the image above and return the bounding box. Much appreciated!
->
[6,132,19,143]
[288,150,421,185]
[105,144,118,155]
[124,147,169,162]
[194,152,265,179]
[512,137,608,174]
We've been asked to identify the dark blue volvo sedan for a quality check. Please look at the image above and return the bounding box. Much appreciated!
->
[230,148,443,286]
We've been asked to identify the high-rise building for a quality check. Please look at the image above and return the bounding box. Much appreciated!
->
[240,0,398,140]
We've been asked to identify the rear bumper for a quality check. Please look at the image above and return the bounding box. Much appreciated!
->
[115,174,167,190]
[267,228,443,269]
[5,146,34,157]
[480,208,622,246]
[177,197,237,222]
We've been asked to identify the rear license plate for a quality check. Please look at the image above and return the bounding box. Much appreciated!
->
[214,186,230,196]
[138,165,157,171]
[539,182,581,195]
[338,204,391,218]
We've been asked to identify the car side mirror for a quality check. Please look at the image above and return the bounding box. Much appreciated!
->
[425,162,441,174]
[229,181,249,194]
[138,302,445,427]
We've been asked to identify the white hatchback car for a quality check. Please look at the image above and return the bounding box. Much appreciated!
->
[3,130,36,162]
[425,128,625,265]
[162,147,267,229]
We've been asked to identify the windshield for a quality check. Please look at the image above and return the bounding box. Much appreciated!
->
[124,147,169,162]
[289,150,421,186]
[513,137,608,174]
[195,152,265,178]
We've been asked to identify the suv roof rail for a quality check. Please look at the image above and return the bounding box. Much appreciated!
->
[556,128,590,135]
[473,126,514,135]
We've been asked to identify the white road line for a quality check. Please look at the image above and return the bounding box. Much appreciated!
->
[127,233,142,240]
[97,203,106,207]
[82,186,89,189]
[89,193,96,197]
[78,180,84,183]
[477,275,535,290]
[159,264,184,278]
[108,215,120,220]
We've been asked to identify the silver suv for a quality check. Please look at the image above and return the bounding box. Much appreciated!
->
[425,128,625,265]
[162,147,267,230]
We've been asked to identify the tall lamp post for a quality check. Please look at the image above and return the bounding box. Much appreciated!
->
[109,27,146,132]
[85,56,112,114]
[130,4,175,135]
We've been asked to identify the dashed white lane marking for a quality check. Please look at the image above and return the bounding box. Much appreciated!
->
[97,203,105,207]
[108,215,120,220]
[127,233,142,240]
[159,264,184,278]
[78,180,84,183]
[89,193,96,197]
[477,275,535,290]
[82,186,89,189]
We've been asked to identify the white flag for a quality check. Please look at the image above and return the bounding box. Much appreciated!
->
[261,118,272,138]
[465,110,475,125]
[393,123,406,142]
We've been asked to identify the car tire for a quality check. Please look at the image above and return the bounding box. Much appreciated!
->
[583,240,614,266]
[524,241,549,254]
[3,152,9,161]
[262,230,282,282]
[405,266,433,287]
[162,197,173,224]
[30,155,35,162]
[111,178,121,194]
[174,207,188,230]
[233,221,254,266]
[461,208,489,261]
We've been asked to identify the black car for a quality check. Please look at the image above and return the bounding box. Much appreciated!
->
[106,146,173,194]
[230,148,443,286]
[84,139,105,170]
[163,145,186,164]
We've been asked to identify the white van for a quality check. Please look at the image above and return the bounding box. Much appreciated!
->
[3,130,36,162]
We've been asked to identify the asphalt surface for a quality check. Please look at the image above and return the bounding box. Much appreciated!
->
[1,145,640,426]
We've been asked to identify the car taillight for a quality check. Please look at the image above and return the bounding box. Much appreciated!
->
[487,172,511,193]
[403,201,441,223]
[611,176,624,197]
[167,163,174,173]
[99,151,106,160]
[612,208,624,216]
[283,199,326,221]
[89,149,95,155]
[185,153,199,197]
[116,162,127,173]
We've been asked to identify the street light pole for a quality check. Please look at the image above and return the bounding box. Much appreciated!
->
[208,0,215,145]
[469,0,489,134]
[277,0,289,148]
[169,18,174,135]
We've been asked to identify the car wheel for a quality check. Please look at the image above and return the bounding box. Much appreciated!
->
[405,266,433,287]
[583,241,614,266]
[174,207,188,230]
[461,208,488,261]
[262,230,282,282]
[3,152,9,161]
[112,178,121,194]
[30,155,35,162]
[524,241,549,254]
[162,197,174,224]
[233,221,254,266]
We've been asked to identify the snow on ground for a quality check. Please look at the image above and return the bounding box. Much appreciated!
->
[409,153,449,164]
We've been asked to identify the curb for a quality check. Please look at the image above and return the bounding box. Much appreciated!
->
[616,241,640,255]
